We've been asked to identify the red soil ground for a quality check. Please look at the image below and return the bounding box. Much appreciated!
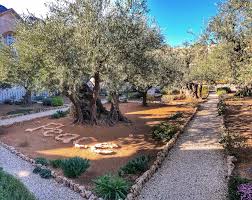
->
[0,101,195,188]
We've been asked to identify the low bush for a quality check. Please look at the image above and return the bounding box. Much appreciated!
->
[94,174,130,200]
[6,109,32,116]
[3,99,13,105]
[217,99,226,115]
[219,130,246,155]
[33,166,42,174]
[217,87,231,96]
[32,167,52,179]
[42,98,52,106]
[0,168,36,200]
[169,112,183,120]
[49,159,63,168]
[152,122,178,143]
[51,110,69,119]
[235,86,252,97]
[118,155,149,176]
[51,96,64,107]
[60,157,90,178]
[127,92,142,99]
[228,176,252,200]
[35,157,49,166]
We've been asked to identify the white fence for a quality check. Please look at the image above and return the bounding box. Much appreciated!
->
[0,86,49,103]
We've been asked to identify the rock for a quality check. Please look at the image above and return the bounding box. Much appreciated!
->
[85,190,92,198]
[55,176,64,184]
[79,186,86,192]
[88,194,97,200]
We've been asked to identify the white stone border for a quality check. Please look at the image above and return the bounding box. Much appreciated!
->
[125,107,198,200]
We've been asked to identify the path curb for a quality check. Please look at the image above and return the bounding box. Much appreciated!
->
[125,106,199,200]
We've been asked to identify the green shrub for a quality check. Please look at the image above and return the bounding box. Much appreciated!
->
[0,168,36,200]
[6,109,32,116]
[35,157,49,166]
[228,176,252,200]
[201,85,209,98]
[219,130,246,155]
[235,86,252,97]
[217,99,227,115]
[39,169,52,179]
[152,122,178,143]
[94,174,130,200]
[42,98,52,106]
[32,166,42,174]
[169,112,183,120]
[51,96,64,107]
[217,87,231,95]
[51,110,69,119]
[60,157,90,178]
[119,155,149,176]
[49,159,63,168]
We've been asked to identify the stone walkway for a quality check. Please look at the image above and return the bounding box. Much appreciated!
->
[138,93,227,200]
[0,145,83,200]
[0,107,69,126]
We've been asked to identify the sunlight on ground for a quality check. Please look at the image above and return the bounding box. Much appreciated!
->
[17,170,31,177]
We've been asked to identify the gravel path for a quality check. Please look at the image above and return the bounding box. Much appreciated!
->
[0,145,83,200]
[138,93,227,200]
[0,107,69,126]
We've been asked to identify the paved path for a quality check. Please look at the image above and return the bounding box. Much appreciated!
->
[0,145,83,200]
[0,107,69,126]
[138,93,227,200]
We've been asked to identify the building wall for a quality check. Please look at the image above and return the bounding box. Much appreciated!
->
[0,11,17,36]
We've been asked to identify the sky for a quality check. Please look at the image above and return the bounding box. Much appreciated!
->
[0,0,221,46]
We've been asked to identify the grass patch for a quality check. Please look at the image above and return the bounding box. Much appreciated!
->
[0,168,36,200]
[6,109,33,116]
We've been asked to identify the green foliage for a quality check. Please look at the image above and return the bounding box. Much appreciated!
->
[51,96,64,107]
[152,122,178,143]
[201,85,209,98]
[60,157,90,178]
[219,130,246,155]
[118,155,150,176]
[6,109,32,116]
[35,157,49,166]
[169,112,183,120]
[93,174,130,200]
[235,86,252,97]
[51,110,69,119]
[49,159,63,168]
[32,167,52,179]
[42,98,52,106]
[228,176,252,200]
[0,168,36,200]
[39,169,52,179]
[217,99,226,115]
[217,87,231,95]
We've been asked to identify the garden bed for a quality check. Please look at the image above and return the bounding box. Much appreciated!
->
[0,101,195,190]
[224,97,252,180]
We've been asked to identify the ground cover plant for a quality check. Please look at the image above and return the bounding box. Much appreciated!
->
[94,174,130,200]
[51,110,69,119]
[228,176,252,200]
[0,168,36,200]
[152,122,178,143]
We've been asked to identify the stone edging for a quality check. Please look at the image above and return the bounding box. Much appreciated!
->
[0,105,69,120]
[125,107,198,200]
[218,99,237,180]
[0,141,102,200]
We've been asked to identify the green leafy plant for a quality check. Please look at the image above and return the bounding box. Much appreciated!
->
[228,176,252,200]
[51,110,69,119]
[42,98,52,106]
[152,122,178,143]
[217,87,231,95]
[118,155,150,176]
[219,130,246,155]
[51,96,64,107]
[0,168,36,200]
[32,166,42,174]
[217,99,226,115]
[94,174,130,200]
[35,157,49,166]
[169,112,183,120]
[60,157,90,178]
[39,169,52,179]
[49,159,63,168]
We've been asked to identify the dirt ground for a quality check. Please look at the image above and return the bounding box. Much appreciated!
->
[225,97,252,180]
[0,101,195,188]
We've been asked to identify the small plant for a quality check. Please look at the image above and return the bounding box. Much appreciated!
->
[94,174,130,200]
[42,98,52,106]
[39,169,52,179]
[60,157,90,178]
[51,96,64,107]
[33,166,42,174]
[217,87,231,95]
[3,99,13,105]
[49,159,63,168]
[217,99,226,115]
[118,155,149,176]
[35,157,49,166]
[169,112,183,120]
[51,110,69,119]
[228,176,252,200]
[219,130,246,155]
[152,122,178,143]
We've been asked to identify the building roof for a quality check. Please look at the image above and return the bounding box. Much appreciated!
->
[0,5,8,13]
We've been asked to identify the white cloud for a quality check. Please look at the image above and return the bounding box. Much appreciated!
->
[0,0,52,16]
